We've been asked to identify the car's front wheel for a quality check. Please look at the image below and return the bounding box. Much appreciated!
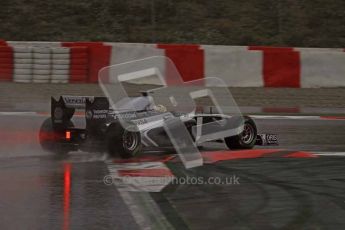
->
[106,122,142,158]
[224,116,257,150]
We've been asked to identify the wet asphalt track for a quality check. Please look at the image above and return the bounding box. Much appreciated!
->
[0,114,345,230]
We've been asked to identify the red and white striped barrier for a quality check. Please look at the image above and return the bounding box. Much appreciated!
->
[62,42,111,83]
[106,43,345,88]
[0,46,13,82]
[0,40,345,87]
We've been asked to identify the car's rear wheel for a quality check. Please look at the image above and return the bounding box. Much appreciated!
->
[224,116,257,150]
[39,118,72,154]
[107,122,142,158]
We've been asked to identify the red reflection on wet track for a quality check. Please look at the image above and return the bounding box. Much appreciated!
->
[284,151,318,158]
[0,130,38,143]
[202,149,281,163]
[0,129,64,144]
[320,116,345,120]
[202,149,318,163]
[63,163,71,230]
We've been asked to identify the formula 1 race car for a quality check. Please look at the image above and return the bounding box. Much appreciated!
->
[39,93,278,158]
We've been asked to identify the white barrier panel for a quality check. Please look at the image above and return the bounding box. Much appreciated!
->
[202,45,248,52]
[204,48,264,87]
[301,51,345,88]
[107,44,165,85]
[106,42,158,50]
[295,47,344,53]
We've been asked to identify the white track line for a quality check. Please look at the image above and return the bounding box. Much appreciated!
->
[252,115,318,119]
[314,152,345,156]
[105,160,174,230]
[0,112,37,116]
[0,111,344,121]
[251,115,340,120]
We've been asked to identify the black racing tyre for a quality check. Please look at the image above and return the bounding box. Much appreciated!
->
[106,122,142,158]
[224,116,257,150]
[39,118,72,154]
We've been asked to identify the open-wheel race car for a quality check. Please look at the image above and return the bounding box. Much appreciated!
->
[39,93,278,158]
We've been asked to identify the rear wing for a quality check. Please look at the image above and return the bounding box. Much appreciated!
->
[51,96,109,126]
[60,95,95,109]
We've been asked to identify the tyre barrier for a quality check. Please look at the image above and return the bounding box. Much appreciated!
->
[5,46,75,83]
[12,47,32,82]
[14,58,32,64]
[13,75,32,83]
[52,59,70,65]
[1,41,113,84]
[33,59,50,65]
[14,63,32,69]
[33,64,50,70]
[52,65,69,70]
[51,47,70,54]
[14,68,32,75]
[6,45,89,83]
[32,47,51,83]
[52,69,69,75]
[51,47,70,83]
